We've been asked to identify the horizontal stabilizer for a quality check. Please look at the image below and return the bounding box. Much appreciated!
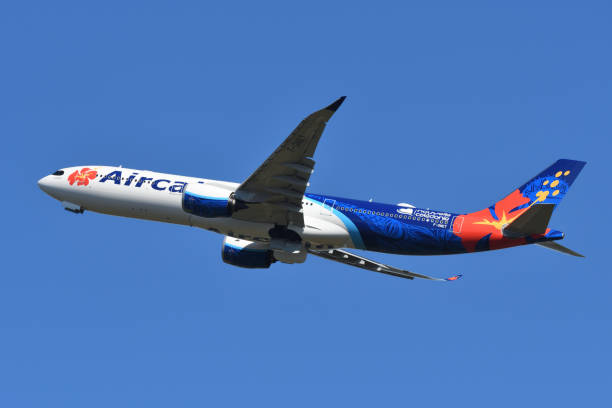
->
[536,241,584,257]
[503,204,555,237]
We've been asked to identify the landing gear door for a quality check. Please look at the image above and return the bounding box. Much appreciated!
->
[320,199,336,216]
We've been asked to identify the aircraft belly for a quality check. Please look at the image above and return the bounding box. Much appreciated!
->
[83,185,190,225]
[190,216,274,241]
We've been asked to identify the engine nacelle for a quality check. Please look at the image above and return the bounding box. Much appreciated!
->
[182,183,235,218]
[222,237,274,269]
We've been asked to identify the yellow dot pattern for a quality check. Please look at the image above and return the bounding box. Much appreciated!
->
[535,169,570,203]
[535,190,550,202]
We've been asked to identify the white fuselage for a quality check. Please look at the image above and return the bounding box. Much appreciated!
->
[38,166,355,250]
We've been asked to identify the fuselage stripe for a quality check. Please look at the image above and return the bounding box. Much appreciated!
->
[304,196,366,250]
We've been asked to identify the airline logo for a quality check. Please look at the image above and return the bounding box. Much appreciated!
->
[66,168,188,193]
[98,170,187,193]
[68,168,97,186]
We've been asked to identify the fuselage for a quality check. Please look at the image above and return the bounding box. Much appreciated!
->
[38,165,562,256]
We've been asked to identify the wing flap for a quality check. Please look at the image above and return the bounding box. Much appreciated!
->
[282,161,314,175]
[309,248,462,281]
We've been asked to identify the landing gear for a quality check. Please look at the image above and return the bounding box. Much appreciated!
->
[268,225,307,264]
[61,201,84,214]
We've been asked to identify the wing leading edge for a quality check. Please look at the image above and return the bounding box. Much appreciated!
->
[232,97,346,227]
[309,248,462,281]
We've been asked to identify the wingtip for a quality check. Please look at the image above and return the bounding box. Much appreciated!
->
[325,96,346,112]
[445,274,463,282]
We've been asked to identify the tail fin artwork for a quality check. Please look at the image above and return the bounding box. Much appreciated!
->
[512,159,586,209]
[486,159,586,231]
[453,159,586,254]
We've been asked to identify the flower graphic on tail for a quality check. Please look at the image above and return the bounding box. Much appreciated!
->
[68,168,97,186]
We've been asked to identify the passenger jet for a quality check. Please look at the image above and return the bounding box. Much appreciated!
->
[38,97,586,281]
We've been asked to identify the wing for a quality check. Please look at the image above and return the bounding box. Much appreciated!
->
[232,97,346,227]
[309,248,462,281]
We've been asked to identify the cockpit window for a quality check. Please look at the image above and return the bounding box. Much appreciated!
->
[52,170,64,176]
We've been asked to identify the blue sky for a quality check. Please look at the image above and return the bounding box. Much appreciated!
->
[2,1,611,406]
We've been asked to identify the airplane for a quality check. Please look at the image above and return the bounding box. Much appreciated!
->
[38,97,586,281]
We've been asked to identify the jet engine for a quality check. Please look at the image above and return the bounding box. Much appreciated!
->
[222,237,275,269]
[182,183,236,218]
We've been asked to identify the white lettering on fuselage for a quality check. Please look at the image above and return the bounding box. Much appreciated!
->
[412,209,451,228]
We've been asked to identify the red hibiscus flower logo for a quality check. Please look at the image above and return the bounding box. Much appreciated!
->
[68,168,97,186]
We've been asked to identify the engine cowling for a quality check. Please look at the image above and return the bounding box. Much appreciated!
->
[222,237,274,269]
[182,183,235,218]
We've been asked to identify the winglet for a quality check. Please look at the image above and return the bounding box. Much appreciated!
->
[325,96,346,112]
[445,274,463,282]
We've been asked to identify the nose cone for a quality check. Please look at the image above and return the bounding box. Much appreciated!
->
[38,176,52,194]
